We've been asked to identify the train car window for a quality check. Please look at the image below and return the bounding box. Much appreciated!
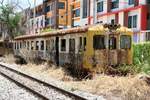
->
[27,41,30,50]
[109,37,116,50]
[69,39,75,52]
[23,41,26,48]
[20,42,22,49]
[61,39,66,51]
[36,41,39,50]
[17,42,19,49]
[84,37,86,51]
[41,41,44,51]
[79,37,82,49]
[46,40,50,51]
[31,41,34,50]
[14,42,16,49]
[93,35,105,50]
[120,35,131,49]
[50,39,55,51]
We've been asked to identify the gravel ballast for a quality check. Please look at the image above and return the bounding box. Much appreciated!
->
[0,74,39,100]
[0,65,76,100]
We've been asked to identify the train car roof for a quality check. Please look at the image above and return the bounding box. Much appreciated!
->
[14,24,132,40]
[14,26,89,40]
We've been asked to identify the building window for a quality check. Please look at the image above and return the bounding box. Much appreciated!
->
[58,2,65,9]
[41,41,44,51]
[111,0,119,9]
[47,17,54,26]
[133,15,137,28]
[50,3,54,11]
[61,39,66,51]
[74,9,80,17]
[93,35,105,50]
[97,1,103,12]
[82,0,88,18]
[120,35,131,49]
[129,0,134,5]
[128,15,137,28]
[46,5,50,12]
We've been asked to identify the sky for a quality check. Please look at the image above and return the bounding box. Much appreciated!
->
[1,0,43,10]
[21,0,43,9]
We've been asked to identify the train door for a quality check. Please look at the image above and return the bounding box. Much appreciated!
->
[69,39,75,65]
[120,35,132,64]
[108,34,119,66]
[55,37,59,66]
[93,35,107,67]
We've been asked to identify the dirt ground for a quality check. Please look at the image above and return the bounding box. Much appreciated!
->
[1,54,150,100]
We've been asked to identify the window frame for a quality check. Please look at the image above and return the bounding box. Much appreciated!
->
[58,2,65,9]
[93,35,106,50]
[40,40,45,51]
[97,1,103,13]
[120,35,132,49]
[61,39,66,52]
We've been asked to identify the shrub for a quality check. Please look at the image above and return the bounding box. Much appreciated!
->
[133,42,150,65]
[133,42,150,75]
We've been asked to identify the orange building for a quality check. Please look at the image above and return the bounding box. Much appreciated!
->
[43,0,69,29]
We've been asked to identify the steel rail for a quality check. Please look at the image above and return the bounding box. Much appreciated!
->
[0,63,86,100]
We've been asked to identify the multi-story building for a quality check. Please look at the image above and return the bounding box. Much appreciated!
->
[29,4,45,34]
[69,0,150,43]
[70,0,92,27]
[28,0,69,34]
[43,0,68,29]
[26,0,150,42]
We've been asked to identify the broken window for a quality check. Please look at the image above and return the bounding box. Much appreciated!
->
[61,39,66,51]
[14,42,16,49]
[31,41,34,50]
[41,40,44,50]
[79,37,82,49]
[120,35,131,49]
[46,40,50,51]
[109,37,117,50]
[84,37,86,51]
[27,41,30,50]
[93,35,105,50]
[20,42,22,49]
[36,41,39,50]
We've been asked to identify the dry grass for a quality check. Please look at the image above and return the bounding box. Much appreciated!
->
[66,74,150,100]
[1,55,150,100]
[1,54,16,64]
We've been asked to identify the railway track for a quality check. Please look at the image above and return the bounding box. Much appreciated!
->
[0,64,86,100]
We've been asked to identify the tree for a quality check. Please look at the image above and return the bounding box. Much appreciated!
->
[0,4,21,39]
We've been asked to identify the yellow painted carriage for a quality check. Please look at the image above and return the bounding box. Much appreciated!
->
[83,24,133,72]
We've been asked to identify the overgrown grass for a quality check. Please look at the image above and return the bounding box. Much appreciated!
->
[133,42,150,75]
[103,42,150,76]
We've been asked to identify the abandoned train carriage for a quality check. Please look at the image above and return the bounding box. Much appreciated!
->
[13,24,133,72]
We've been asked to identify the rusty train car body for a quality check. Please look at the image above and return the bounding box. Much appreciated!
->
[13,24,133,72]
